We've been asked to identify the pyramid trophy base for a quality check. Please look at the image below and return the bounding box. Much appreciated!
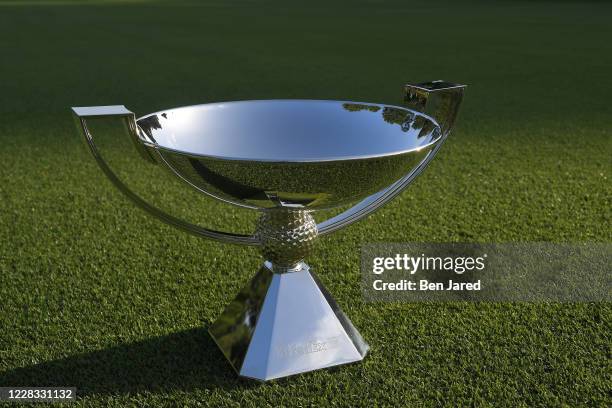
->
[209,262,369,381]
[209,210,368,381]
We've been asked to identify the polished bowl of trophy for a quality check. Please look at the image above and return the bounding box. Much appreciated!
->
[134,99,442,210]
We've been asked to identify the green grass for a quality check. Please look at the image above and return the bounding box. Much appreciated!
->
[0,0,610,406]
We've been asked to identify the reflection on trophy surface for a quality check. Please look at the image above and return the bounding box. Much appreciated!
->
[72,80,465,381]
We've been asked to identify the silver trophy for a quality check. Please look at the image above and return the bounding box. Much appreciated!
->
[72,81,465,381]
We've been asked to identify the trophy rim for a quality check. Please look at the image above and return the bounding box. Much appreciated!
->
[137,99,442,164]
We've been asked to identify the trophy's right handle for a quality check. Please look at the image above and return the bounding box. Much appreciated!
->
[317,81,466,236]
[72,106,259,246]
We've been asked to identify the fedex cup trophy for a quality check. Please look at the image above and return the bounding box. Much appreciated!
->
[72,81,465,381]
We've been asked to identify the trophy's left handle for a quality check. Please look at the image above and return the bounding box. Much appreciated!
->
[72,105,259,246]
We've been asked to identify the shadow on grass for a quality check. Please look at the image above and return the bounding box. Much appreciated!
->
[0,327,259,396]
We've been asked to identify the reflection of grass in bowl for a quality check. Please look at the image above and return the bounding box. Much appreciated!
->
[0,0,610,406]
[159,147,430,209]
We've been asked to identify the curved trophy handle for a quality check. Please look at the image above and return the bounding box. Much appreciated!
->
[72,105,259,246]
[318,81,466,236]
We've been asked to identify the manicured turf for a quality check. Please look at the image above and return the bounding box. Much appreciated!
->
[0,0,610,406]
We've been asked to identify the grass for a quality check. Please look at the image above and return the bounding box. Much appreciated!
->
[0,0,610,406]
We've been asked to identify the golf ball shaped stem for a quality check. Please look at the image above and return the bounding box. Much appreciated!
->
[255,209,318,271]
